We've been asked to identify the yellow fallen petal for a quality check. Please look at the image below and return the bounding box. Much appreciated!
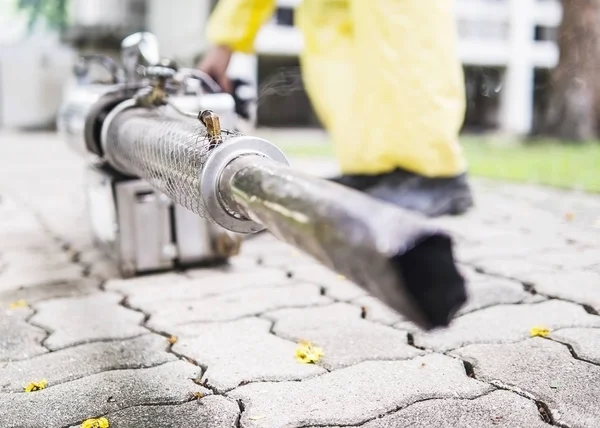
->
[167,335,178,345]
[23,379,47,392]
[193,391,204,399]
[295,340,324,364]
[248,414,266,420]
[565,212,575,221]
[9,299,28,309]
[81,417,110,428]
[530,326,550,337]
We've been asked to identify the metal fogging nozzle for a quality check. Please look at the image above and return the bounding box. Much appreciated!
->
[100,104,466,330]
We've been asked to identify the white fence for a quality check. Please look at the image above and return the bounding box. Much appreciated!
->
[253,0,563,135]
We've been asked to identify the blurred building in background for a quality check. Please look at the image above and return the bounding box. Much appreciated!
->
[0,0,561,135]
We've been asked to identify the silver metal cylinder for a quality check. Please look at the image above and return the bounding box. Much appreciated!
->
[219,155,466,330]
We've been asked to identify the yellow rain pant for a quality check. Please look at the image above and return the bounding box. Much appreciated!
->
[206,0,467,177]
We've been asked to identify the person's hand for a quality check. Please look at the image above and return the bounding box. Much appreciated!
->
[197,45,234,93]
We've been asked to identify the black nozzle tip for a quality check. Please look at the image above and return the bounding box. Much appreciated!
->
[393,234,467,330]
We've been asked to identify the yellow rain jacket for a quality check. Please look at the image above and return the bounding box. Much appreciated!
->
[206,0,467,177]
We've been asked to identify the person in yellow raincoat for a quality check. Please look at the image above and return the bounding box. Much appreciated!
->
[199,0,473,217]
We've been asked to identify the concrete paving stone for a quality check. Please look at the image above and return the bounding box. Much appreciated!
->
[0,233,43,250]
[471,257,556,279]
[518,270,600,312]
[0,194,31,208]
[288,264,368,301]
[0,206,38,225]
[494,184,600,227]
[0,334,176,392]
[458,275,541,315]
[243,238,319,270]
[88,259,121,280]
[430,214,479,232]
[456,264,482,281]
[147,283,332,330]
[0,220,48,236]
[191,395,240,428]
[266,303,424,370]
[0,228,59,251]
[212,255,265,273]
[30,292,147,350]
[0,248,73,268]
[172,317,325,392]
[527,249,600,271]
[551,328,600,364]
[77,246,110,263]
[72,395,240,428]
[125,270,295,312]
[337,390,551,428]
[455,338,600,428]
[78,249,121,279]
[0,263,84,293]
[402,300,600,352]
[352,295,406,325]
[0,240,61,257]
[561,228,600,249]
[0,360,204,428]
[228,354,493,428]
[438,223,525,245]
[0,307,48,361]
[455,236,565,263]
[104,272,190,294]
[185,258,281,277]
[76,246,123,269]
[489,205,559,225]
[0,278,100,306]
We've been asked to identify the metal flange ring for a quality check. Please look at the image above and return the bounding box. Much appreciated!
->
[200,136,289,234]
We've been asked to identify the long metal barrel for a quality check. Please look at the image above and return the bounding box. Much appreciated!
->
[102,104,466,330]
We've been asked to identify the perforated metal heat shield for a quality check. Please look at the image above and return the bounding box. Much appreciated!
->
[104,106,243,217]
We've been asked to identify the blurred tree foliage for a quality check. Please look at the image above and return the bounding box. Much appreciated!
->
[16,0,69,32]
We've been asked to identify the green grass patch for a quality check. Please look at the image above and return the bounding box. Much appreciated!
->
[273,135,600,193]
[462,136,600,192]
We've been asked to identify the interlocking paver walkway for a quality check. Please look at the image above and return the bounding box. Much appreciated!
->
[1,130,600,427]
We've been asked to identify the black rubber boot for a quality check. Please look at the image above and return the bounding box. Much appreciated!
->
[328,169,474,217]
[327,173,383,192]
[364,170,473,217]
